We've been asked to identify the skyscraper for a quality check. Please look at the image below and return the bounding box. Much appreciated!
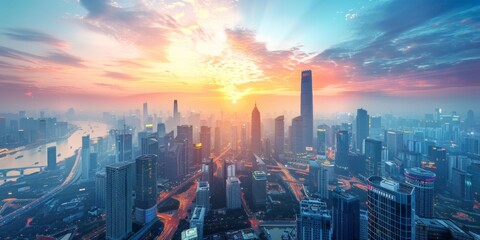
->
[190,207,206,240]
[386,130,404,160]
[275,115,285,157]
[367,176,415,240]
[251,104,262,156]
[355,108,369,152]
[241,124,247,156]
[364,139,382,177]
[404,167,436,218]
[81,135,90,180]
[173,99,180,125]
[359,209,368,240]
[252,171,267,210]
[291,116,303,153]
[425,146,447,190]
[452,168,473,201]
[95,171,106,209]
[196,181,210,212]
[165,142,187,181]
[214,126,221,153]
[199,126,211,160]
[335,130,349,172]
[301,70,314,150]
[142,101,148,127]
[316,126,327,157]
[318,166,329,200]
[135,155,158,225]
[116,133,132,162]
[297,199,332,240]
[332,189,360,240]
[177,125,193,171]
[226,176,241,209]
[106,162,133,240]
[47,146,56,170]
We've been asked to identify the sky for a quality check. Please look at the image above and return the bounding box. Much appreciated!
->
[0,0,479,116]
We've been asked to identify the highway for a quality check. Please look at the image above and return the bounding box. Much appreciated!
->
[272,157,304,202]
[0,148,83,227]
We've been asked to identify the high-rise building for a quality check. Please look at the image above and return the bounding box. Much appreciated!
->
[335,130,349,172]
[81,135,90,180]
[199,126,211,160]
[190,207,206,240]
[226,176,241,209]
[241,124,247,156]
[141,136,158,155]
[95,171,106,209]
[202,158,214,187]
[106,162,133,240]
[301,70,314,150]
[318,166,328,200]
[252,171,267,210]
[274,115,285,157]
[47,146,56,170]
[404,167,436,218]
[316,126,327,156]
[165,142,187,181]
[251,104,262,156]
[227,164,236,178]
[415,217,474,240]
[135,155,158,225]
[90,153,98,176]
[116,133,132,162]
[359,209,368,240]
[386,131,404,160]
[193,143,202,166]
[196,181,210,212]
[157,123,166,140]
[177,125,193,170]
[364,139,382,177]
[425,146,447,190]
[231,125,238,153]
[308,160,320,191]
[356,108,369,152]
[451,168,473,201]
[291,116,303,153]
[143,101,148,126]
[367,176,415,240]
[297,199,332,240]
[332,189,360,240]
[174,99,180,125]
[214,126,221,153]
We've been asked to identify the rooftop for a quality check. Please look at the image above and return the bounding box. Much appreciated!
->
[368,176,414,195]
[404,167,436,182]
[253,171,267,180]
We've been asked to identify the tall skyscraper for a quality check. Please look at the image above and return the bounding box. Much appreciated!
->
[301,70,314,150]
[231,125,238,153]
[386,130,404,160]
[364,139,382,177]
[308,160,320,191]
[135,155,158,225]
[196,181,210,212]
[214,126,221,153]
[177,125,193,170]
[157,123,166,140]
[251,104,262,156]
[95,171,106,209]
[81,135,90,180]
[316,126,327,156]
[173,99,180,125]
[367,176,415,240]
[241,124,247,156]
[106,162,133,240]
[291,116,304,153]
[335,130,349,172]
[318,166,329,200]
[199,126,211,160]
[252,171,267,210]
[424,146,447,191]
[355,108,369,152]
[297,199,332,240]
[190,207,206,240]
[274,115,285,157]
[226,176,241,209]
[116,133,132,162]
[404,167,436,218]
[47,146,56,170]
[359,209,368,240]
[142,101,148,126]
[332,189,360,240]
[165,142,187,181]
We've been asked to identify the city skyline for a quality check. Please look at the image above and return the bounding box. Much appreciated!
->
[0,1,479,114]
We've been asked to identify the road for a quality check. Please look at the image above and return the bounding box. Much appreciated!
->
[0,148,83,227]
[272,157,304,202]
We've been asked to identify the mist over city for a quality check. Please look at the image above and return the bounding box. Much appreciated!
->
[1,0,480,240]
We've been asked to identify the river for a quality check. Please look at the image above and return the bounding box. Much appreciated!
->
[0,121,111,177]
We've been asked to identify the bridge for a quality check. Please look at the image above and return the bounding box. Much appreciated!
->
[0,166,47,178]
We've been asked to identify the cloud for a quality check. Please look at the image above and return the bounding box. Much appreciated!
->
[0,45,85,67]
[79,0,180,63]
[95,82,124,90]
[3,28,68,48]
[103,71,135,81]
